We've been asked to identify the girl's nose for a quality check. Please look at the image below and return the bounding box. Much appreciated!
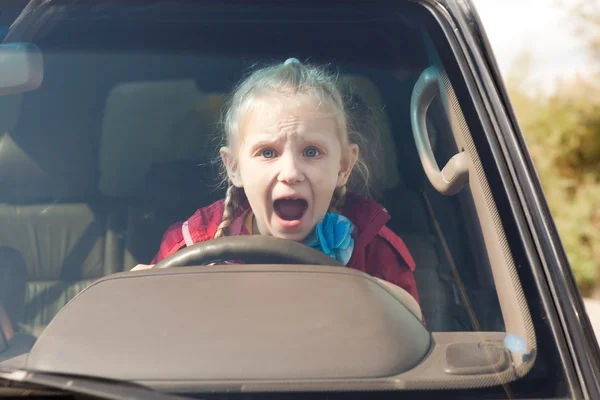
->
[277,153,305,184]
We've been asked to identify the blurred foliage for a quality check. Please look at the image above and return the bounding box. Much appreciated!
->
[506,50,600,296]
[568,0,600,65]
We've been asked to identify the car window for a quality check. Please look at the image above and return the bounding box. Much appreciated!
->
[0,1,572,398]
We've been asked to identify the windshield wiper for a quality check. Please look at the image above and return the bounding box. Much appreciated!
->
[0,368,186,400]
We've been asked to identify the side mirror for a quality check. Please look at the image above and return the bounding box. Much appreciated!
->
[0,43,43,95]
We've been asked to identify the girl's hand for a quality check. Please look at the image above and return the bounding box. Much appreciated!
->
[131,264,154,271]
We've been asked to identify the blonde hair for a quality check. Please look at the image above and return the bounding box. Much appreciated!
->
[214,59,374,238]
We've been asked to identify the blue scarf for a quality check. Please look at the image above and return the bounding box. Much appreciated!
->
[304,213,355,265]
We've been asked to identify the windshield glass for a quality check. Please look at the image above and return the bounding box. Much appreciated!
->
[0,1,571,398]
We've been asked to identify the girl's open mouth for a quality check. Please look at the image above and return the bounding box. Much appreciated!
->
[273,198,308,222]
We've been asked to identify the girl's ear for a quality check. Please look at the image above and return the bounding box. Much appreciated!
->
[337,144,359,187]
[220,147,243,187]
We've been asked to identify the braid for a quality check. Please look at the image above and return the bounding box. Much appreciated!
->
[214,184,240,238]
[329,185,347,214]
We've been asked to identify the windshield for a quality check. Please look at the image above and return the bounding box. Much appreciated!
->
[0,1,572,398]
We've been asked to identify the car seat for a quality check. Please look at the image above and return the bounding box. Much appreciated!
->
[0,133,127,337]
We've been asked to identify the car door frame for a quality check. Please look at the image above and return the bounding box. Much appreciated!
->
[423,0,600,397]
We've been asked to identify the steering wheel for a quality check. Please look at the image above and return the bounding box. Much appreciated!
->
[154,236,344,268]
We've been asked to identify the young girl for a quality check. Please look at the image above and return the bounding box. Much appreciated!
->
[138,58,420,304]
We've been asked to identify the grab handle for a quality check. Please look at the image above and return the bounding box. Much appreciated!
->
[411,66,469,195]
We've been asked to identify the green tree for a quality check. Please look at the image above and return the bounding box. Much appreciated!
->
[507,52,600,295]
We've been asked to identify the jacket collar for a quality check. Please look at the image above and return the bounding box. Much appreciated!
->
[342,193,390,248]
[227,193,390,248]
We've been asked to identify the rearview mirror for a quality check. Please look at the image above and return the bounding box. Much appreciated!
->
[0,43,43,95]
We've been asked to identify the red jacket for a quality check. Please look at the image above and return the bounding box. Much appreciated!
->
[152,193,420,303]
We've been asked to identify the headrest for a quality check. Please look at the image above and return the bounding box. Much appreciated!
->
[338,75,403,194]
[0,134,97,202]
[98,80,224,198]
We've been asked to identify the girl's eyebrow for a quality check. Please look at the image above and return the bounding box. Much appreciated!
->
[298,133,331,148]
[246,132,331,151]
[246,135,282,151]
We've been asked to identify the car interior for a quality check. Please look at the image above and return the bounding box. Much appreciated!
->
[0,0,540,393]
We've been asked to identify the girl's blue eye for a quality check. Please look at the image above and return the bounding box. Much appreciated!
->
[304,147,320,158]
[261,149,276,159]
